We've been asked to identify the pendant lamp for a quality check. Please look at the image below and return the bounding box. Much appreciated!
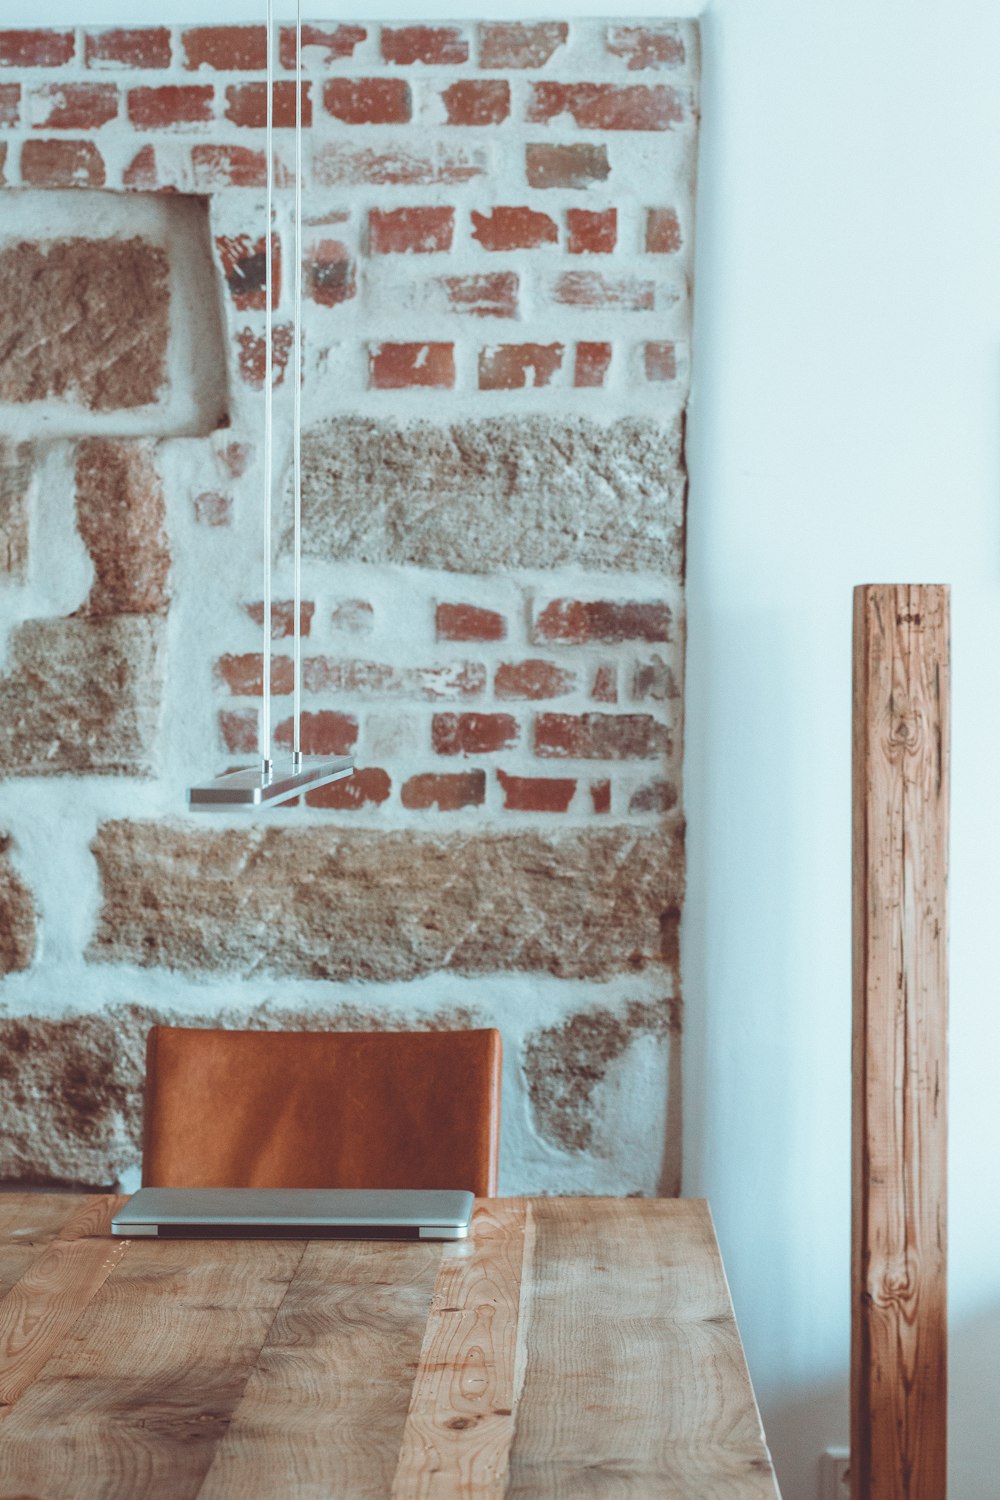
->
[188,1,353,810]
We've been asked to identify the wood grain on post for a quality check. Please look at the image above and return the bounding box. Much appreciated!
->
[852,584,949,1500]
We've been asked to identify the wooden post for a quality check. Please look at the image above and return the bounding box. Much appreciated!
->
[852,584,949,1500]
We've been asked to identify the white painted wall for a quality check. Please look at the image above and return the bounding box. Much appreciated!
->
[12,2,1000,1496]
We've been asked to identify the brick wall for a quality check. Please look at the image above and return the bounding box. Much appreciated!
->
[0,20,698,1195]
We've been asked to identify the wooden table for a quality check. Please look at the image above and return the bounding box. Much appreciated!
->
[0,1193,779,1498]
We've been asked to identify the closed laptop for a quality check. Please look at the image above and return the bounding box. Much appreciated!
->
[112,1187,475,1240]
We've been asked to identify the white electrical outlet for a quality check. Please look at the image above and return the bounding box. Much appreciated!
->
[820,1447,851,1500]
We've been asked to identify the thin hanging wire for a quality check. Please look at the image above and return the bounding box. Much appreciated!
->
[292,0,303,764]
[261,0,274,773]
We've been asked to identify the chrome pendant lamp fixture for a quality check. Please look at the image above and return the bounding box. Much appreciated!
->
[189,1,353,811]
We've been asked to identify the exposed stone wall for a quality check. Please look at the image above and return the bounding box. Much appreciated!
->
[0,20,698,1195]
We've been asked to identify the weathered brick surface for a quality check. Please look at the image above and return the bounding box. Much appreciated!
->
[606,24,687,72]
[382,26,468,66]
[525,143,611,190]
[0,442,31,580]
[401,771,485,810]
[298,416,685,574]
[85,28,172,70]
[90,823,683,981]
[0,836,36,975]
[535,712,671,761]
[0,237,168,410]
[0,617,165,777]
[479,22,568,69]
[479,343,563,390]
[441,80,510,126]
[20,138,105,187]
[436,603,507,642]
[74,440,170,616]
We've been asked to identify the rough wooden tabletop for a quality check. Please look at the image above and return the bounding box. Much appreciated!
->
[0,1193,779,1498]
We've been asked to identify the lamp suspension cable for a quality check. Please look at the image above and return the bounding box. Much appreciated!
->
[260,0,275,777]
[184,0,353,810]
[292,0,303,768]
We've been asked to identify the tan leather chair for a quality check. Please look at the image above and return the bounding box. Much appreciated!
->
[141,1025,501,1196]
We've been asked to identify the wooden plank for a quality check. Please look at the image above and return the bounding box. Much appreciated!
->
[505,1197,780,1499]
[0,1192,82,1299]
[0,1232,306,1500]
[195,1238,441,1500]
[852,584,949,1500]
[0,1194,127,1407]
[390,1199,531,1499]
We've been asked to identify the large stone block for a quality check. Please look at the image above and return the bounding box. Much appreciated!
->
[524,997,678,1153]
[0,834,36,974]
[296,415,685,575]
[0,236,169,412]
[0,1001,479,1187]
[0,616,165,777]
[0,441,30,580]
[90,822,684,980]
[75,439,170,616]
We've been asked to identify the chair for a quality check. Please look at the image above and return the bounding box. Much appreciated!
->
[141,1025,501,1196]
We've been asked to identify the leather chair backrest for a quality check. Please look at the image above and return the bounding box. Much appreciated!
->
[141,1025,501,1197]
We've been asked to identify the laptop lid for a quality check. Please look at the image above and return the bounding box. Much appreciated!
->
[112,1187,475,1240]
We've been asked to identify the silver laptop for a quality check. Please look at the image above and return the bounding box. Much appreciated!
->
[112,1188,475,1241]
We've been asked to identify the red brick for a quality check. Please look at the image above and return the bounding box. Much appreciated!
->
[471,205,557,252]
[306,766,390,810]
[21,139,105,188]
[534,600,672,645]
[216,653,293,696]
[127,86,212,130]
[75,439,169,618]
[370,206,454,255]
[216,233,280,311]
[574,342,612,388]
[0,84,19,128]
[644,342,677,382]
[324,79,410,126]
[479,22,567,69]
[628,779,679,814]
[479,343,563,391]
[525,143,609,190]
[305,240,356,307]
[331,599,373,634]
[498,771,575,813]
[236,325,294,389]
[591,664,618,703]
[275,711,357,755]
[217,442,250,478]
[225,81,311,129]
[183,26,266,71]
[553,272,654,311]
[401,771,485,811]
[442,80,509,126]
[279,24,366,69]
[219,708,258,754]
[192,144,267,189]
[382,27,469,65]
[85,28,172,70]
[122,145,160,190]
[495,660,576,700]
[529,83,685,132]
[244,600,314,640]
[436,603,506,642]
[441,273,518,319]
[315,143,483,187]
[30,84,118,131]
[193,491,232,527]
[535,713,670,760]
[590,779,611,814]
[433,713,518,755]
[607,24,686,71]
[303,659,485,700]
[0,142,6,185]
[646,207,682,254]
[0,30,74,68]
[370,343,454,391]
[567,208,617,254]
